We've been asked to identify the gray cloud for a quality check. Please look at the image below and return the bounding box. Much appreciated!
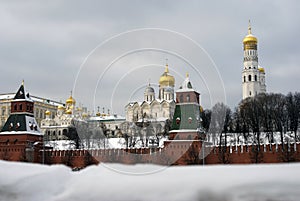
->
[0,0,299,115]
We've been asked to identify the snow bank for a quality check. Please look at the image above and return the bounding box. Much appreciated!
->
[1,161,300,201]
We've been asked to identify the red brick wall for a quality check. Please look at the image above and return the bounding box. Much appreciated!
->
[0,134,42,162]
[2,137,300,168]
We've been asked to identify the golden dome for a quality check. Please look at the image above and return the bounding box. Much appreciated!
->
[159,64,175,87]
[66,95,76,105]
[96,112,101,116]
[243,20,258,44]
[65,109,72,114]
[45,110,51,115]
[200,106,203,113]
[243,34,258,44]
[258,67,265,73]
[58,105,65,110]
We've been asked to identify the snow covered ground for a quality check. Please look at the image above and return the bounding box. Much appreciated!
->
[0,161,300,201]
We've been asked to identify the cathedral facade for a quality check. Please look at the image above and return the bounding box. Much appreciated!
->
[40,95,88,141]
[242,21,266,99]
[125,63,176,123]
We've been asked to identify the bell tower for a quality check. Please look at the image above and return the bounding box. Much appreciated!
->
[242,21,266,99]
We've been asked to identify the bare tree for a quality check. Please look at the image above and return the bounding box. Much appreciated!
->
[286,92,300,142]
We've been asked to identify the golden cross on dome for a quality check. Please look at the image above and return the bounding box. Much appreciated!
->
[165,58,169,73]
[248,19,252,34]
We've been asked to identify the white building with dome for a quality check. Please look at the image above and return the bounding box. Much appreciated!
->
[125,63,176,123]
[41,94,89,141]
[242,21,266,99]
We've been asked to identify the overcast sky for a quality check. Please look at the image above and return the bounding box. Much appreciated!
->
[0,0,299,115]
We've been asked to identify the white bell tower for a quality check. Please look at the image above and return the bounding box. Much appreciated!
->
[242,21,266,99]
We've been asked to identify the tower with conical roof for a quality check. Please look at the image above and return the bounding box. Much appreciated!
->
[169,73,203,140]
[242,21,266,99]
[0,81,43,162]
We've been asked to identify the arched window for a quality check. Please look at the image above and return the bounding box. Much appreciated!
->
[243,76,246,82]
[19,104,23,111]
[180,95,183,102]
[186,94,190,102]
[248,75,252,82]
[255,75,257,81]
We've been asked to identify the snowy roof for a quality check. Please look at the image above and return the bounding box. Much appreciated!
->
[169,129,199,133]
[176,74,199,93]
[0,131,43,136]
[0,93,64,107]
[1,114,43,136]
[13,84,33,102]
[126,99,175,108]
[89,115,125,122]
[0,93,15,100]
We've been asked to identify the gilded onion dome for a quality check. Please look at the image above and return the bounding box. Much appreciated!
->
[58,105,65,110]
[159,64,175,87]
[258,67,265,73]
[243,20,258,44]
[65,109,72,114]
[66,95,76,105]
[45,110,51,115]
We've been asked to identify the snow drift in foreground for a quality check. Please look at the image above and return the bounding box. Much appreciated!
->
[0,161,300,201]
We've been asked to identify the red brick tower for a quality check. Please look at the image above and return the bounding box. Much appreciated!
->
[0,81,43,162]
[164,74,205,165]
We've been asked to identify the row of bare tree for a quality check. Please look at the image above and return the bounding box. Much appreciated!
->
[202,92,300,147]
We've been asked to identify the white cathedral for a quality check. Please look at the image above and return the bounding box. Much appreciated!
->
[125,63,176,122]
[242,21,266,99]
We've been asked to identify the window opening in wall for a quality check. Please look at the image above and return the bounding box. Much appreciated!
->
[255,75,257,81]
[180,95,183,102]
[248,75,252,82]
[186,95,190,102]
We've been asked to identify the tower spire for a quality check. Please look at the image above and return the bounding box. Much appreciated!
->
[248,19,252,34]
[165,58,169,73]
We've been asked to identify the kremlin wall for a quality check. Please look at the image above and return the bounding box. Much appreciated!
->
[42,143,300,168]
[1,22,300,168]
